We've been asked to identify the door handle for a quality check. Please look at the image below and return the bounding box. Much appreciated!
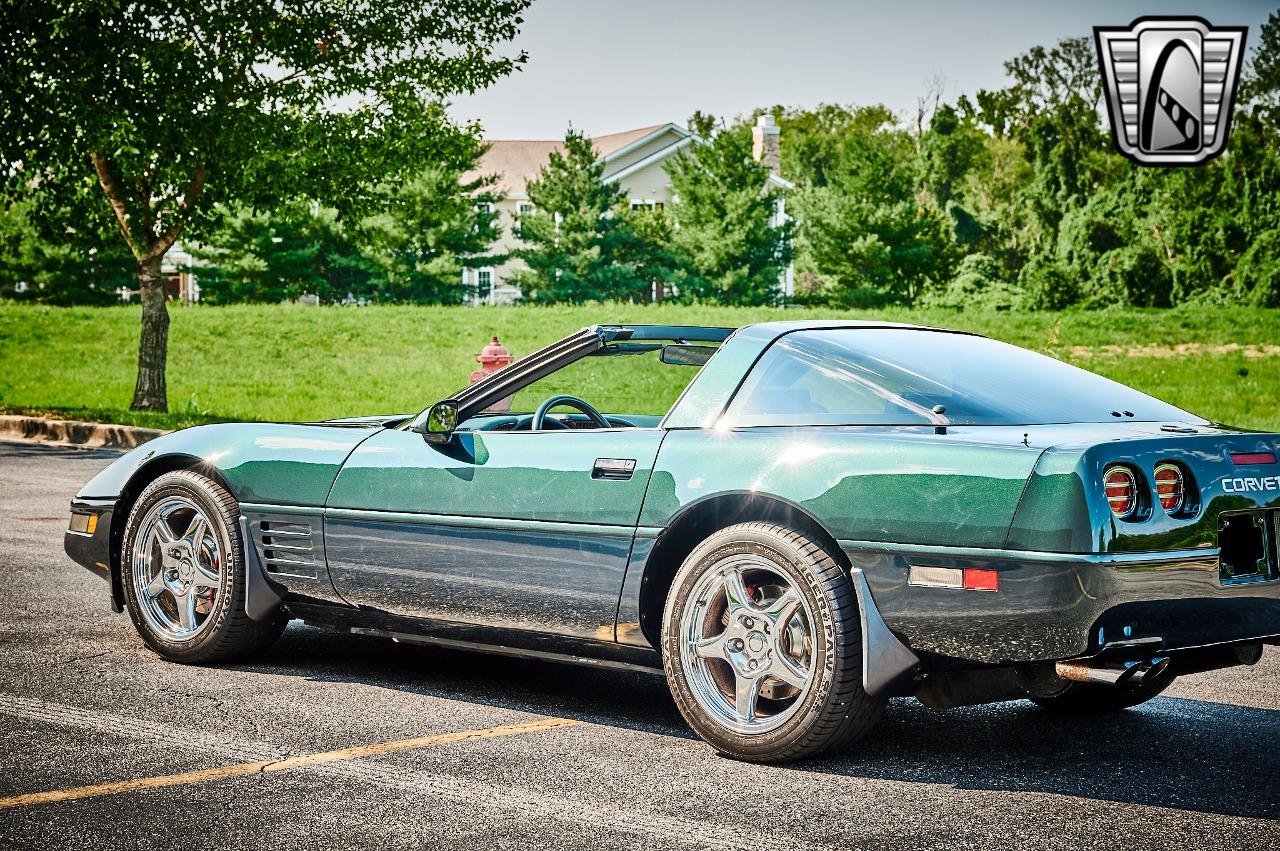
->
[593,458,637,480]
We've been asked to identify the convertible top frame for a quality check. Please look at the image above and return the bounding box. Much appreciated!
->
[409,325,736,431]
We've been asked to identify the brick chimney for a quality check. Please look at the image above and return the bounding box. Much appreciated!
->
[752,114,780,173]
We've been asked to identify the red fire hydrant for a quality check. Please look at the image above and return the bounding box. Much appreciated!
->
[470,335,515,412]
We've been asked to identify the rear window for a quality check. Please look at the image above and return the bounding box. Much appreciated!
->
[723,329,1201,427]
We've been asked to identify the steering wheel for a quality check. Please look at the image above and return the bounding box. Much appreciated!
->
[532,394,610,431]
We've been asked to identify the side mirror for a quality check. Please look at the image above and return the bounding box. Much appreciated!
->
[419,400,459,444]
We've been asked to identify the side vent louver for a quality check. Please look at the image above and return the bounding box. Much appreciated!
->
[254,520,319,579]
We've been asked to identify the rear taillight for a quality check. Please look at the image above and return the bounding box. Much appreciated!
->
[1154,462,1185,512]
[1104,465,1138,518]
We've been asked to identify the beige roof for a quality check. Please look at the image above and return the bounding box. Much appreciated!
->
[466,124,671,197]
[592,124,668,155]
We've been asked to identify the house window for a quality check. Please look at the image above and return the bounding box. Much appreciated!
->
[630,199,664,211]
[475,201,494,215]
[477,268,494,303]
[514,202,535,238]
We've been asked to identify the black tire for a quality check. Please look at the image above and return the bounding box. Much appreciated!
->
[1029,671,1176,713]
[661,522,884,763]
[121,470,287,663]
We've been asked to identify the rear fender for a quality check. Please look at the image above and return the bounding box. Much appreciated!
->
[1007,432,1280,554]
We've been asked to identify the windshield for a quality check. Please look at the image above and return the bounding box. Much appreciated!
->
[723,328,1202,427]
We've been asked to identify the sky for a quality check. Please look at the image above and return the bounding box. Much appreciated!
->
[447,0,1275,140]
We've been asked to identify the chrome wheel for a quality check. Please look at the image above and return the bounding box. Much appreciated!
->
[130,496,224,641]
[678,555,816,735]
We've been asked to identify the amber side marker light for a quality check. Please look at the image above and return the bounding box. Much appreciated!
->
[68,513,97,535]
[1231,452,1277,465]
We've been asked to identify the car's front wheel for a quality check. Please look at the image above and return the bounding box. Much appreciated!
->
[121,470,287,663]
[661,522,884,762]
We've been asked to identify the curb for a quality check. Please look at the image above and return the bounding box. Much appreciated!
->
[0,415,167,450]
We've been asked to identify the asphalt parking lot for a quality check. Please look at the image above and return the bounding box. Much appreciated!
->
[1,438,1278,850]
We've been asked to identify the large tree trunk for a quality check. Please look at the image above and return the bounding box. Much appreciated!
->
[130,254,170,412]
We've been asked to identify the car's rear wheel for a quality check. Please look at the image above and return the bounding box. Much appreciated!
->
[661,522,884,762]
[121,470,286,663]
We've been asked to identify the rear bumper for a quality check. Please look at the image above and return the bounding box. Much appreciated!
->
[844,541,1280,668]
[64,498,115,585]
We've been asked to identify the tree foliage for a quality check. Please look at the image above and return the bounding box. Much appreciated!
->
[781,15,1280,310]
[189,139,503,305]
[663,113,793,305]
[1,0,527,409]
[362,156,504,304]
[4,7,1280,319]
[780,105,954,305]
[512,130,647,303]
[192,204,377,304]
[0,201,131,304]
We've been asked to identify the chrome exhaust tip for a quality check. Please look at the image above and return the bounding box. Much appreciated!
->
[1128,656,1170,685]
[1055,656,1169,686]
[1055,660,1127,685]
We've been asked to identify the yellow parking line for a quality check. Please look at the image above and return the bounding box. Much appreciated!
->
[0,716,579,811]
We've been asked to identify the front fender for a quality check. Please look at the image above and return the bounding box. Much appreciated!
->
[76,423,379,507]
[72,422,379,615]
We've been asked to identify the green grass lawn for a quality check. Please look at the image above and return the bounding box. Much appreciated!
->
[1,303,1278,432]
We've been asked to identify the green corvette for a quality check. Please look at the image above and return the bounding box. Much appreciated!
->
[66,321,1280,762]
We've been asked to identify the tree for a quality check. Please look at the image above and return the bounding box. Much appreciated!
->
[617,205,689,302]
[779,105,954,305]
[968,37,1101,138]
[0,200,131,304]
[1244,9,1280,129]
[192,203,378,304]
[664,113,792,305]
[773,103,899,188]
[1,0,528,410]
[193,140,504,304]
[796,188,955,306]
[362,153,504,304]
[919,252,1023,310]
[919,103,988,209]
[513,130,646,303]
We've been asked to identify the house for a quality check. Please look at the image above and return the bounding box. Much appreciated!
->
[462,116,793,305]
[114,244,201,304]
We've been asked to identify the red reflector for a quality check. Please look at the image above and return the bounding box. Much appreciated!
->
[1231,452,1277,465]
[1154,462,1184,513]
[963,568,999,592]
[1103,466,1138,518]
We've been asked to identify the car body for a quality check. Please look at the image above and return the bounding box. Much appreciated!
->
[66,320,1280,759]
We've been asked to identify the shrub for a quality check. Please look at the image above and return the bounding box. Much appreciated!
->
[920,253,1024,310]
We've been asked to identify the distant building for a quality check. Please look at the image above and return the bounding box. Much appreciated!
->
[463,117,792,305]
[162,245,200,303]
[114,244,200,304]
